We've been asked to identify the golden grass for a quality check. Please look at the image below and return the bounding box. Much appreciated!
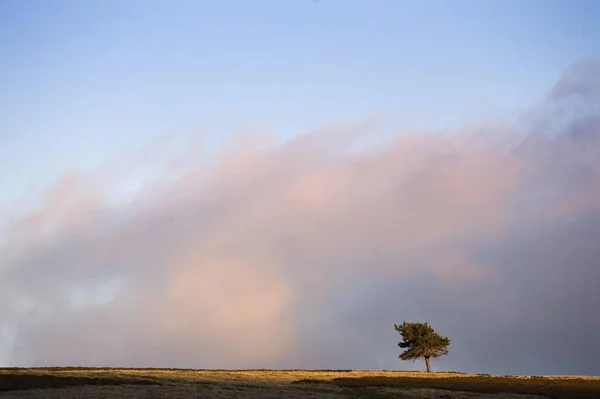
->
[0,368,598,398]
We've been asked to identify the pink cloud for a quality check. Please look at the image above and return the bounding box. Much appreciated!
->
[1,61,600,374]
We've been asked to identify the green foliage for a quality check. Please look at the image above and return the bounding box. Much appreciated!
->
[394,321,450,370]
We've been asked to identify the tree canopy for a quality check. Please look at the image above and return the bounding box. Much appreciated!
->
[394,321,450,372]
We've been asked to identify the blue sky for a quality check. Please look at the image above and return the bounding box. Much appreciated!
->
[1,1,600,373]
[1,0,599,211]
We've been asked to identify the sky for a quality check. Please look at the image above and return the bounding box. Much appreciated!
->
[0,0,599,375]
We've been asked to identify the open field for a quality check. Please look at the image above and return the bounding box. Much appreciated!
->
[0,368,598,399]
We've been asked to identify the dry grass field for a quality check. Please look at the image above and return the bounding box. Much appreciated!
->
[0,368,598,399]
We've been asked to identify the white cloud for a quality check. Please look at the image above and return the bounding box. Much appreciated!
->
[1,60,599,374]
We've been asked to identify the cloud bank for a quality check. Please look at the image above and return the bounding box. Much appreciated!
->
[1,60,599,375]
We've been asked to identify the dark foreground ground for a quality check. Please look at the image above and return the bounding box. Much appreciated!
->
[0,368,598,399]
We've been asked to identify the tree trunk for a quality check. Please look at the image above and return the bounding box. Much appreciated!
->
[425,356,431,372]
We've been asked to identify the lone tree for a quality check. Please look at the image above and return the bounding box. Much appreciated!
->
[394,321,450,372]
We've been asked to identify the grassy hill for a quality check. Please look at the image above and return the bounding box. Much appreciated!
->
[0,368,598,398]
